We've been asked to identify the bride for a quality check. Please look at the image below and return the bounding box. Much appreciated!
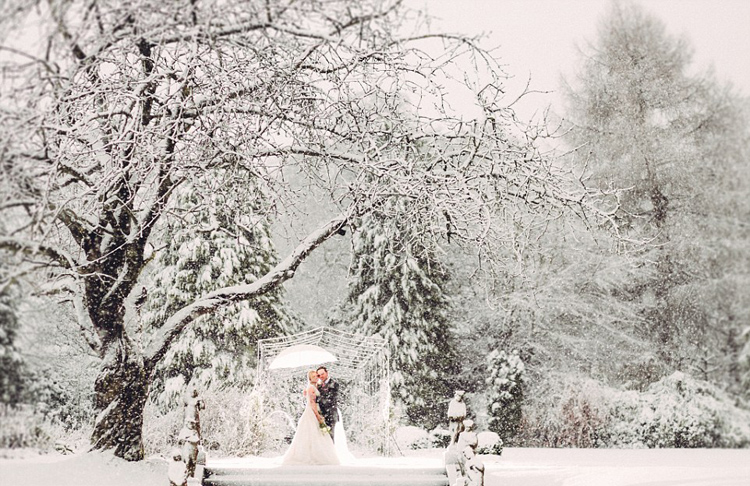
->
[282,370,340,465]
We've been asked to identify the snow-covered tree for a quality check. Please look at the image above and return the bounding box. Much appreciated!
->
[486,349,525,442]
[740,327,750,401]
[0,0,607,459]
[343,198,459,430]
[0,276,24,406]
[141,169,294,407]
[562,1,750,387]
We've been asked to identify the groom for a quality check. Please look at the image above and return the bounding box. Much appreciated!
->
[316,366,340,442]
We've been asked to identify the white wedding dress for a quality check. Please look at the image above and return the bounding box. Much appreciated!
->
[282,385,340,466]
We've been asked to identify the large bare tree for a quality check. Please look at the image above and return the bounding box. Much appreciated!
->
[0,0,605,459]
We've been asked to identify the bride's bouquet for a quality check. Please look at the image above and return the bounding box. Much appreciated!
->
[319,420,332,435]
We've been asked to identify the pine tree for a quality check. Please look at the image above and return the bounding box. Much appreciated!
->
[344,198,459,430]
[142,170,294,406]
[486,349,525,442]
[0,277,24,406]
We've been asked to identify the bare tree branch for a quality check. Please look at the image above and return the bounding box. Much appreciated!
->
[0,237,76,269]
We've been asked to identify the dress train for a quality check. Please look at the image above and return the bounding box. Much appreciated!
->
[282,399,339,465]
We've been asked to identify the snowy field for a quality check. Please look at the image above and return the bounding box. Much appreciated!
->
[2,447,749,486]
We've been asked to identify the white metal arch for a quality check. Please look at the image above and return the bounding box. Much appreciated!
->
[255,327,391,454]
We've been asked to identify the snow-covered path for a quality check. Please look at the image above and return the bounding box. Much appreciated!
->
[2,447,749,486]
[485,448,750,486]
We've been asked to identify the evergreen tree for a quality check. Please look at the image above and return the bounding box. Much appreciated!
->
[0,276,24,406]
[344,198,459,430]
[142,170,294,407]
[740,326,750,401]
[486,349,525,442]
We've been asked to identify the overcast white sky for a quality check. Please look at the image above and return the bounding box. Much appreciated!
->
[407,0,750,119]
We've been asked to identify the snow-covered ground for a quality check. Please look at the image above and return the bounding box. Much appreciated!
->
[2,447,749,486]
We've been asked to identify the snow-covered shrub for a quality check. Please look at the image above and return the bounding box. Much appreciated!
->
[23,364,94,433]
[486,349,525,442]
[516,371,750,448]
[204,387,293,456]
[476,431,503,456]
[0,406,51,449]
[518,373,612,448]
[615,354,668,392]
[0,357,95,453]
[0,404,90,452]
[335,376,394,456]
[142,398,182,457]
[394,425,430,450]
[429,427,451,448]
[740,326,750,400]
[606,372,750,448]
[144,387,291,457]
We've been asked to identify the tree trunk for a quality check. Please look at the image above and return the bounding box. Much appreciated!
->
[90,336,152,461]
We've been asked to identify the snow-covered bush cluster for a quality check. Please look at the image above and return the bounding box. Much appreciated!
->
[518,373,610,447]
[476,431,503,455]
[520,372,750,448]
[429,427,452,448]
[394,425,431,450]
[143,387,292,458]
[0,406,53,450]
[393,426,503,456]
[0,405,89,453]
[605,372,750,448]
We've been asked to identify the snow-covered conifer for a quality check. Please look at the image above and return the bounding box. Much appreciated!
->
[344,198,459,430]
[0,276,24,406]
[142,170,294,407]
[486,349,525,441]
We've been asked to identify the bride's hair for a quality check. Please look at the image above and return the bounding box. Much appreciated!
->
[307,369,318,383]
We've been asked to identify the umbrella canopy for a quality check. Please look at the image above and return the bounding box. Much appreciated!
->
[268,344,337,370]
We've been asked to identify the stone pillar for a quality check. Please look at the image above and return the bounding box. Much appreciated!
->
[444,393,485,486]
[447,390,467,445]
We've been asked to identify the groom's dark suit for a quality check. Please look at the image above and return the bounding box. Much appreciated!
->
[317,378,340,442]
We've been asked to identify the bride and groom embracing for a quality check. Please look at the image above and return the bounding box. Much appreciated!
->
[282,366,342,465]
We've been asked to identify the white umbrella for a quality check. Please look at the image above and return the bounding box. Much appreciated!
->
[268,344,337,370]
